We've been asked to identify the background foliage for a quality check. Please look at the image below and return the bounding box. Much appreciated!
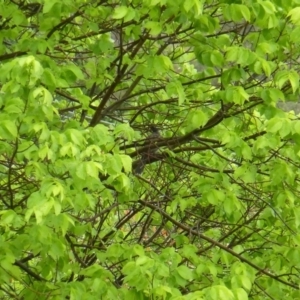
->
[1,0,300,299]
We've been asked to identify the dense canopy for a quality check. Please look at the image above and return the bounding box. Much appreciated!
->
[1,0,300,299]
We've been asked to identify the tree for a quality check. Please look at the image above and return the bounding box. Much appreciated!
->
[1,0,300,299]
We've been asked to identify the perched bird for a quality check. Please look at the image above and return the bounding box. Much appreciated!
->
[133,126,160,175]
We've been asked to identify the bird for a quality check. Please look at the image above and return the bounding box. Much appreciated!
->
[133,126,161,175]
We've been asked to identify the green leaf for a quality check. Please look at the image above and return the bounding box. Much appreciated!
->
[42,68,57,90]
[288,70,299,93]
[166,80,186,105]
[185,109,209,131]
[53,200,62,215]
[260,59,272,77]
[112,6,128,19]
[257,42,278,54]
[221,68,245,87]
[226,47,256,66]
[113,123,135,141]
[65,129,85,146]
[80,265,107,277]
[43,0,59,14]
[0,210,18,225]
[119,154,132,173]
[107,244,126,258]
[176,265,194,281]
[63,64,84,81]
[144,21,162,36]
[274,70,289,89]
[75,161,101,179]
[210,50,224,67]
[266,117,283,133]
[224,86,249,105]
[208,285,235,300]
[230,4,251,22]
[60,142,80,157]
[233,288,249,300]
[161,55,173,70]
[234,164,257,183]
[288,7,300,25]
[123,7,136,22]
[0,120,18,139]
[261,88,285,105]
[290,27,300,43]
[206,189,225,205]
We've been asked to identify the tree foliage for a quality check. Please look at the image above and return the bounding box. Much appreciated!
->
[1,0,300,299]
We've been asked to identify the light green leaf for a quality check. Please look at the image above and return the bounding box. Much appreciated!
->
[233,288,248,300]
[288,7,300,25]
[225,86,249,105]
[112,6,128,19]
[161,55,173,70]
[0,120,18,139]
[206,189,225,205]
[288,71,299,93]
[226,47,256,66]
[176,265,194,281]
[209,285,235,300]
[144,21,162,36]
[64,64,84,80]
[231,4,251,22]
[0,210,17,225]
[166,80,185,105]
[185,109,209,131]
[274,70,289,89]
[266,117,283,133]
[43,0,59,14]
[113,123,135,141]
[119,154,132,173]
[261,88,285,104]
[53,200,62,215]
[42,68,57,89]
[260,59,272,77]
[259,0,276,14]
[80,265,106,277]
[210,50,224,67]
[85,161,100,179]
